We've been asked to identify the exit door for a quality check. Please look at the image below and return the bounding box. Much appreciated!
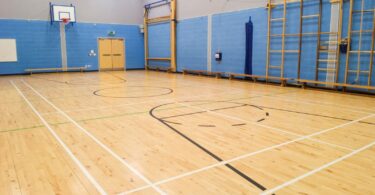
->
[98,38,126,71]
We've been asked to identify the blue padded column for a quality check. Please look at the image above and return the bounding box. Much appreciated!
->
[245,17,253,75]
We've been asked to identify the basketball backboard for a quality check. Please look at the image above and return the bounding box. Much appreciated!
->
[50,4,76,23]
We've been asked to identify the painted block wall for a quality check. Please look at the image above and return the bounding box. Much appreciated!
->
[340,0,375,86]
[177,17,208,72]
[268,1,332,80]
[211,9,268,74]
[146,0,374,87]
[0,20,61,75]
[0,19,145,75]
[147,17,208,71]
[66,23,144,70]
[148,23,171,67]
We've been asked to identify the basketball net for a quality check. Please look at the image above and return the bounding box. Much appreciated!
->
[62,18,70,25]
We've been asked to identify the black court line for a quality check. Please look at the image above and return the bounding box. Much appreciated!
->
[93,86,174,99]
[232,123,246,127]
[198,124,216,127]
[225,164,267,191]
[150,102,268,191]
[163,120,182,125]
[106,72,128,82]
[222,91,301,103]
[160,110,207,120]
[249,105,264,111]
[210,104,249,111]
[255,105,375,126]
[160,104,256,120]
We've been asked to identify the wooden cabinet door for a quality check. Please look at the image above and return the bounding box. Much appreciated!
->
[111,39,125,70]
[99,39,113,70]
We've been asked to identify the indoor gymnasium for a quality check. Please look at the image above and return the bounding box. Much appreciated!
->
[1,0,375,194]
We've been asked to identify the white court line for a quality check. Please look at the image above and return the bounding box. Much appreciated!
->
[11,81,107,195]
[35,71,297,115]
[177,102,354,152]
[143,74,366,116]
[39,84,273,116]
[221,89,372,115]
[36,80,237,115]
[163,73,375,113]
[228,95,372,115]
[39,91,240,115]
[261,137,375,195]
[119,105,374,194]
[22,80,167,195]
[143,74,375,114]
[267,95,374,114]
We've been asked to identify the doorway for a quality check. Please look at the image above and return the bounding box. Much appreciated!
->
[98,38,126,71]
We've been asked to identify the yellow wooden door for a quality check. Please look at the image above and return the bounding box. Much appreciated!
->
[99,39,113,70]
[111,39,125,70]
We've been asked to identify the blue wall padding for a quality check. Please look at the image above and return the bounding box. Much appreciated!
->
[177,17,208,72]
[148,17,209,71]
[1,0,375,88]
[163,0,373,87]
[245,17,253,75]
[211,9,267,74]
[0,20,61,75]
[148,22,171,67]
[0,19,144,74]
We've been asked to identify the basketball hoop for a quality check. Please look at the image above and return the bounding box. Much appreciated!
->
[61,18,70,25]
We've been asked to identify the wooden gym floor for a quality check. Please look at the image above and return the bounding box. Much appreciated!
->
[1,70,375,195]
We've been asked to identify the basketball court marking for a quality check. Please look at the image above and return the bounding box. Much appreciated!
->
[21,80,167,195]
[109,71,297,94]
[35,93,370,149]
[176,102,354,151]
[138,73,374,114]
[28,75,126,88]
[11,81,107,195]
[92,86,174,98]
[159,73,375,113]
[4,76,374,139]
[32,77,251,114]
[38,88,373,116]
[267,95,375,113]
[39,87,292,116]
[156,99,364,149]
[259,105,375,126]
[120,110,374,194]
[20,76,364,152]
[29,75,125,86]
[150,102,269,191]
[5,73,372,193]
[38,89,247,115]
[262,137,375,195]
[234,94,373,114]
[0,125,44,133]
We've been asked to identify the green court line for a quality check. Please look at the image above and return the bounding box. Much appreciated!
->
[48,91,288,125]
[0,106,188,130]
[0,125,44,133]
[49,105,191,125]
[2,91,292,132]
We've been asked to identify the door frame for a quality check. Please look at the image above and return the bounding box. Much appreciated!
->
[98,37,126,71]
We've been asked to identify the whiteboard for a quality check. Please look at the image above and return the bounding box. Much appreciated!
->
[0,39,18,62]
